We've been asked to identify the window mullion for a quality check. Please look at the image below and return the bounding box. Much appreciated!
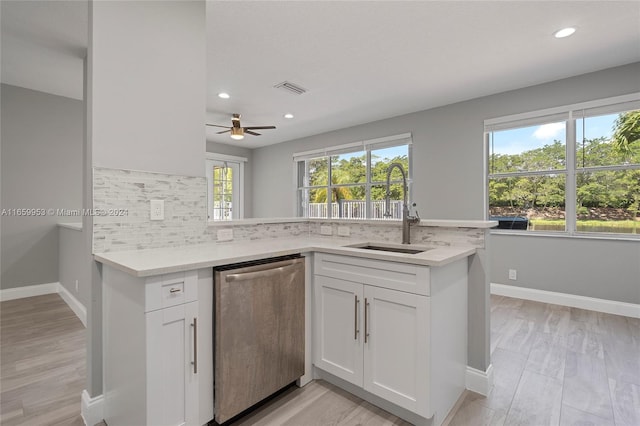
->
[327,157,332,219]
[365,150,372,219]
[566,114,577,235]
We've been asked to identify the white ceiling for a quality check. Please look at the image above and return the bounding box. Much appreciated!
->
[3,1,639,149]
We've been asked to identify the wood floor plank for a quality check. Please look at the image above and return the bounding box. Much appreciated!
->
[563,350,614,421]
[525,331,566,380]
[469,348,527,412]
[505,370,563,426]
[0,294,85,426]
[448,399,506,426]
[229,381,411,426]
[537,304,571,335]
[495,318,537,356]
[608,378,640,426]
[603,338,640,387]
[559,404,615,426]
[565,320,605,359]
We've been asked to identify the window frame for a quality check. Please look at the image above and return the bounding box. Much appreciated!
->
[485,93,640,239]
[205,153,246,222]
[293,133,413,220]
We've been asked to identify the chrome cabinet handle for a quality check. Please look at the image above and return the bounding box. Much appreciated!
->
[169,287,181,293]
[364,298,370,343]
[354,295,359,340]
[191,318,198,374]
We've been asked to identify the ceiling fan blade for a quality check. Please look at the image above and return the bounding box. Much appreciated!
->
[245,130,261,136]
[216,130,231,134]
[206,124,231,129]
[244,126,276,130]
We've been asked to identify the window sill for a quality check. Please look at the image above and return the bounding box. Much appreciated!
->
[490,229,640,242]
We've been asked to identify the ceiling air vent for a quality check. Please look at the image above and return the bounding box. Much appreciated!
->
[273,81,307,95]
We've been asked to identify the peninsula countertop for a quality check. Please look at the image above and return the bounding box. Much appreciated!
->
[94,237,477,277]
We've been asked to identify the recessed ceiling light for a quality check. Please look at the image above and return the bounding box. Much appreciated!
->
[218,92,230,99]
[284,113,294,119]
[553,27,576,39]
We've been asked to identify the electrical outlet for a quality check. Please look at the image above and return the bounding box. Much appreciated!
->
[150,200,164,220]
[337,226,350,237]
[508,269,517,280]
[217,228,233,241]
[320,225,332,236]
[75,280,79,292]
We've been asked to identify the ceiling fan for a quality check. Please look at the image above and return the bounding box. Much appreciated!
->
[206,113,276,140]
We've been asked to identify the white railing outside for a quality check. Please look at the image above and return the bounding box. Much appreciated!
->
[307,200,403,220]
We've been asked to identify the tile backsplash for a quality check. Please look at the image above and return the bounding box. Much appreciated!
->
[93,167,208,253]
[93,167,486,253]
[308,222,486,248]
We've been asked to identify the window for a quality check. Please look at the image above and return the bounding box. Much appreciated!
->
[295,134,412,220]
[486,94,640,236]
[206,154,246,221]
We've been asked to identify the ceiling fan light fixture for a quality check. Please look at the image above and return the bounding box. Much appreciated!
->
[230,127,244,140]
[218,92,230,99]
[284,113,294,119]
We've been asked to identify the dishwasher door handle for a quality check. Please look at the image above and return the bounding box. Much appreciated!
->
[225,263,299,282]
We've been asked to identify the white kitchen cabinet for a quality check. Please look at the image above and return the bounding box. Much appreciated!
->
[363,285,429,414]
[103,266,213,426]
[146,301,198,426]
[313,253,467,426]
[314,275,363,385]
[314,275,429,416]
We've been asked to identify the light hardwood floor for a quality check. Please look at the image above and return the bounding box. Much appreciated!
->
[0,294,85,426]
[2,294,638,426]
[449,295,640,426]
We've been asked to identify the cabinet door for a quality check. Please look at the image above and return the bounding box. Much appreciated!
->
[146,301,199,426]
[313,275,363,385]
[363,286,430,417]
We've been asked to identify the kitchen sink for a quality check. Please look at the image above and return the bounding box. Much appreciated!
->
[346,243,428,254]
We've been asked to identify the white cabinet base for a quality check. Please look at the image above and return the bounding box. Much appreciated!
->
[313,254,468,426]
[314,368,432,426]
[103,265,213,426]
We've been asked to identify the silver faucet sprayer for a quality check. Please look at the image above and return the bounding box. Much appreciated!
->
[384,163,420,244]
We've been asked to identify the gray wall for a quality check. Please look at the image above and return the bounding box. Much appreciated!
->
[492,235,640,304]
[1,84,83,289]
[206,141,253,218]
[87,0,206,398]
[59,226,90,308]
[91,1,206,178]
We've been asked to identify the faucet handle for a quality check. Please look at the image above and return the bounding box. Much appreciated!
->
[409,203,420,223]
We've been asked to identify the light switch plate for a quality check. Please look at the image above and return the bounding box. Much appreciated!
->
[217,229,233,241]
[338,226,350,237]
[320,225,332,236]
[150,200,164,220]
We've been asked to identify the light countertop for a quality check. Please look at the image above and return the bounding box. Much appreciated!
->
[207,218,498,228]
[95,237,476,277]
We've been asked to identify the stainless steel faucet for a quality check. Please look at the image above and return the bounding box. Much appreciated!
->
[384,163,420,244]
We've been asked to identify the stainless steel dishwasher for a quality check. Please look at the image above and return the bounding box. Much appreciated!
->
[213,255,305,424]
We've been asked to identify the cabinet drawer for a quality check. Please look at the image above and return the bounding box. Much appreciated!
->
[145,270,198,312]
[314,253,430,295]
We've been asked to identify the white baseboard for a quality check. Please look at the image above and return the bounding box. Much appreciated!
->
[58,284,87,327]
[465,364,493,396]
[81,390,104,426]
[1,282,87,325]
[0,282,59,301]
[491,283,640,319]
